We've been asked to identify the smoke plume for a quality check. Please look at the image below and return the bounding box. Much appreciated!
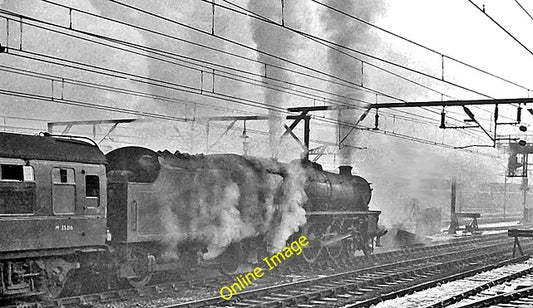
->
[320,1,385,165]
[154,151,307,259]
[248,1,298,159]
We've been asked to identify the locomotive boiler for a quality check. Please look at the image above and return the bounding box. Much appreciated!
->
[0,132,383,299]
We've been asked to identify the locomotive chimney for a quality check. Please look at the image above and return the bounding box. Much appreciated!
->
[338,165,353,176]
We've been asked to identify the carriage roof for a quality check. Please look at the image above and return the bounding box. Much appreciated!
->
[0,132,106,164]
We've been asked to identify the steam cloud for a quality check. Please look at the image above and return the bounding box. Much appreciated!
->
[154,151,307,260]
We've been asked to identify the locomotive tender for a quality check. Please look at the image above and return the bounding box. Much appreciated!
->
[0,132,382,298]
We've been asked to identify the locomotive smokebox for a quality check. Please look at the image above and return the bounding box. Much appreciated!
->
[338,165,353,176]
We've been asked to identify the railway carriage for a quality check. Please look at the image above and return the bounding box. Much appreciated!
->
[0,132,108,298]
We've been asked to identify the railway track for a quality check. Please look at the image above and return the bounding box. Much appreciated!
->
[163,239,532,308]
[453,283,533,308]
[420,259,533,308]
[6,233,515,308]
[372,257,533,307]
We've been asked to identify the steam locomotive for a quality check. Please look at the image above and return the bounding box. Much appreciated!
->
[0,132,383,299]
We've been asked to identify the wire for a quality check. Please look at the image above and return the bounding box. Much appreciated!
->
[514,0,533,22]
[220,0,453,100]
[0,9,370,110]
[5,50,452,133]
[205,0,503,100]
[1,3,494,146]
[28,0,506,126]
[8,49,287,113]
[3,48,489,147]
[0,9,470,127]
[205,0,517,121]
[0,85,340,148]
[105,0,499,107]
[5,5,459,130]
[0,88,191,122]
[0,85,474,151]
[106,0,510,124]
[219,0,524,126]
[0,64,258,117]
[217,0,462,122]
[35,1,384,99]
[467,0,533,57]
[310,0,532,93]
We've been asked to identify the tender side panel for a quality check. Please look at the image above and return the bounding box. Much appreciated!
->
[107,182,128,242]
[107,182,171,244]
[127,182,169,242]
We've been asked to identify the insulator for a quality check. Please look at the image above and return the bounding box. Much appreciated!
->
[463,106,475,120]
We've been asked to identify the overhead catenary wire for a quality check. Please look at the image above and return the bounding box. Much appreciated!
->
[0,2,498,147]
[103,0,512,125]
[0,64,260,117]
[0,9,370,109]
[0,88,190,122]
[201,0,509,101]
[36,0,386,100]
[214,0,524,126]
[4,59,491,146]
[0,8,475,128]
[0,86,342,149]
[514,0,533,23]
[467,0,533,57]
[5,5,467,131]
[214,0,514,126]
[219,0,456,101]
[0,85,496,153]
[1,38,491,146]
[201,0,519,121]
[4,50,458,136]
[310,0,533,93]
[104,0,503,107]
[32,0,510,127]
[5,45,439,128]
